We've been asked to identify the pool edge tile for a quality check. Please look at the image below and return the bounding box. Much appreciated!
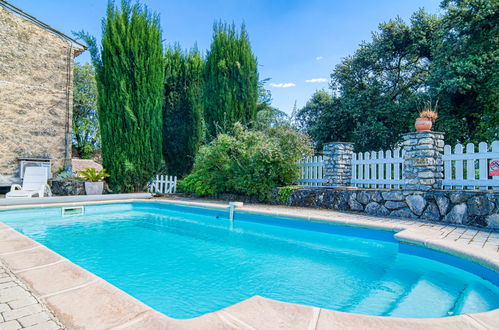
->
[0,229,40,254]
[1,246,62,273]
[465,309,499,329]
[218,296,318,330]
[44,279,152,330]
[315,308,485,330]
[14,260,96,297]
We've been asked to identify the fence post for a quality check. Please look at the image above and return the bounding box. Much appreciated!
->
[401,131,445,191]
[323,142,354,187]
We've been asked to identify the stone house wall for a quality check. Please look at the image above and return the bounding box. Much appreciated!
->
[0,4,84,181]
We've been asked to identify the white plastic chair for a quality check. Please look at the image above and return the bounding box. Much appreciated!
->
[6,167,52,198]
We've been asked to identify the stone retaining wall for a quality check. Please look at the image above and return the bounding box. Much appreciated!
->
[274,188,498,229]
[51,180,85,196]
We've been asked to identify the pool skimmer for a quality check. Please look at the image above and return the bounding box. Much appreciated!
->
[62,206,84,216]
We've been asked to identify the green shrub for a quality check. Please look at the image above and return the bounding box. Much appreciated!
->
[277,186,300,204]
[180,123,313,200]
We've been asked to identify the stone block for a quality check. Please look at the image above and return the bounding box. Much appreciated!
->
[412,158,436,167]
[348,194,363,211]
[406,195,427,216]
[17,311,51,327]
[449,192,471,204]
[23,320,60,330]
[467,196,495,216]
[417,171,436,178]
[444,203,468,224]
[390,208,418,219]
[384,201,406,210]
[421,201,440,221]
[2,304,43,322]
[356,191,371,204]
[420,138,437,144]
[371,192,383,202]
[382,191,404,201]
[0,320,21,330]
[364,202,390,216]
[435,195,450,216]
[415,144,435,150]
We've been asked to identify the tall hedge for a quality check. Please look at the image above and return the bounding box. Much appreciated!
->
[78,1,164,192]
[203,22,258,138]
[163,46,204,176]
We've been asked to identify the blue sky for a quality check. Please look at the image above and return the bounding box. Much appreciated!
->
[9,0,442,113]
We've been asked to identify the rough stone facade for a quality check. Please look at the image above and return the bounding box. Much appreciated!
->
[402,131,445,191]
[323,142,354,186]
[273,188,498,228]
[0,4,85,183]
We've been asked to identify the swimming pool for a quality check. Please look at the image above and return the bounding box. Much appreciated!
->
[0,201,497,319]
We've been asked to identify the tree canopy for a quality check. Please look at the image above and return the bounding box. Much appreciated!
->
[203,22,259,138]
[298,0,498,152]
[77,0,164,192]
[72,63,99,159]
[163,46,204,177]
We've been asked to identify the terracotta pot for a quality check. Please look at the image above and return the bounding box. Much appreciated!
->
[415,117,432,131]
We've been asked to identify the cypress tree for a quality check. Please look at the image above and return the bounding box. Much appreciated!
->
[77,1,164,192]
[163,46,204,176]
[203,22,258,138]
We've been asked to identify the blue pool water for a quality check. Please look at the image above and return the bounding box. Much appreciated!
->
[1,202,498,319]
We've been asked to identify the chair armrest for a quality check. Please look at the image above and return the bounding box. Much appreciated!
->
[10,184,22,192]
[44,184,52,197]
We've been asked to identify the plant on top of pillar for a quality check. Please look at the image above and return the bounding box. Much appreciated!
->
[415,101,438,132]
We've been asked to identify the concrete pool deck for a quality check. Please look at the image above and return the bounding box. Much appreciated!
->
[0,196,497,329]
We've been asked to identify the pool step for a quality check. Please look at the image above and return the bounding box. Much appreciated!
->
[388,272,462,318]
[349,266,420,316]
[452,284,499,315]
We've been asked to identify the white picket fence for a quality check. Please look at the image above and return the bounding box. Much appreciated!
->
[298,140,499,190]
[299,156,324,186]
[352,148,405,189]
[149,175,177,194]
[443,141,499,190]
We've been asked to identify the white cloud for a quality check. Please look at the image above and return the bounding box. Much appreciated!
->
[305,78,327,83]
[270,83,296,88]
[315,56,324,60]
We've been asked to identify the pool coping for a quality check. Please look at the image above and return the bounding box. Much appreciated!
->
[0,198,497,329]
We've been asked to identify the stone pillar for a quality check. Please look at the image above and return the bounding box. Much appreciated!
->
[402,131,445,191]
[323,142,354,187]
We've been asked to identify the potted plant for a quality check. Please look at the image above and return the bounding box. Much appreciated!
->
[415,101,438,131]
[77,168,110,195]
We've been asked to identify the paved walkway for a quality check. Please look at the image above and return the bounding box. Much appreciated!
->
[0,264,62,330]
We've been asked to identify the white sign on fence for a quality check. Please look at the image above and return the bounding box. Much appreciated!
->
[149,175,177,194]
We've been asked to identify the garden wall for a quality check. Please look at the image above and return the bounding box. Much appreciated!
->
[274,188,498,229]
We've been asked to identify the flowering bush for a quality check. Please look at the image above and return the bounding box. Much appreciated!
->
[179,123,313,200]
